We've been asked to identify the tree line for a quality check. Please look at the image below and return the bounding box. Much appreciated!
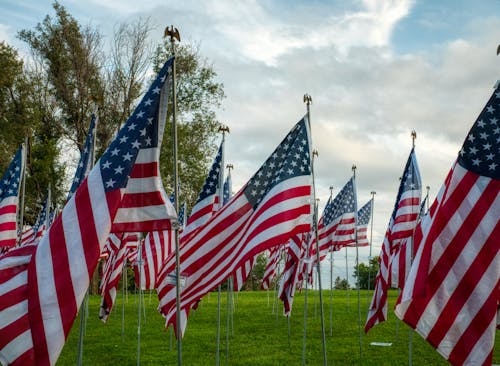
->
[0,2,225,224]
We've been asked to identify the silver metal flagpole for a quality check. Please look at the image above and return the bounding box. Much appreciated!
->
[136,234,144,366]
[301,239,310,366]
[352,164,363,359]
[367,191,376,308]
[305,93,328,366]
[216,125,228,366]
[345,244,350,311]
[408,130,417,366]
[17,137,28,247]
[328,186,334,337]
[165,24,182,366]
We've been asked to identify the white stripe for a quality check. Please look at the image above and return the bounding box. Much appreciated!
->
[114,204,174,224]
[0,299,28,330]
[1,330,33,365]
[415,191,499,339]
[62,196,88,309]
[462,316,496,365]
[125,176,159,193]
[135,147,157,164]
[88,167,112,244]
[35,233,63,366]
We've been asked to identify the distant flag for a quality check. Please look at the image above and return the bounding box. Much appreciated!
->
[261,245,283,290]
[310,177,357,267]
[31,188,51,246]
[68,114,97,201]
[395,85,500,365]
[349,199,372,247]
[278,234,307,315]
[365,148,421,333]
[223,169,232,205]
[0,145,24,247]
[182,142,223,239]
[0,57,176,365]
[157,117,313,337]
[19,225,34,246]
[390,193,428,289]
[134,230,174,290]
[99,233,129,322]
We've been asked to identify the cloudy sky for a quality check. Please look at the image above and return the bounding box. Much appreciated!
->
[1,0,499,285]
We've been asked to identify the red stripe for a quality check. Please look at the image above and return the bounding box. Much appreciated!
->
[0,204,16,216]
[402,171,483,327]
[425,215,500,350]
[186,204,214,226]
[0,222,16,232]
[0,312,29,349]
[120,191,165,208]
[130,162,158,178]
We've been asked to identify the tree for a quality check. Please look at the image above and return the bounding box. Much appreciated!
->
[334,276,350,290]
[353,255,380,290]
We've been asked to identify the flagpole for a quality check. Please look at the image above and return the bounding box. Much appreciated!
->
[17,137,28,246]
[345,245,349,311]
[367,191,376,309]
[304,93,328,366]
[216,125,228,366]
[352,164,363,359]
[302,247,310,366]
[328,186,334,337]
[136,234,144,366]
[408,130,417,366]
[165,25,182,366]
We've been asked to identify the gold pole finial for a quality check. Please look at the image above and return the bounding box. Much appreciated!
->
[312,149,319,158]
[497,44,500,55]
[218,125,230,134]
[226,163,233,172]
[303,94,312,105]
[164,25,181,43]
[411,130,417,148]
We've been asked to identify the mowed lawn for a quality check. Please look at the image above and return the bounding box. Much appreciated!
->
[59,289,500,365]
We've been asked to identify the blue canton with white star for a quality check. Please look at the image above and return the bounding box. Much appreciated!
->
[458,85,500,180]
[244,117,311,209]
[0,146,23,200]
[68,113,97,199]
[391,148,421,220]
[322,177,356,227]
[33,192,50,234]
[99,57,174,192]
[194,143,223,204]
[357,199,371,226]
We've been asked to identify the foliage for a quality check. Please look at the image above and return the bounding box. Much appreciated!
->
[353,255,380,290]
[334,276,350,290]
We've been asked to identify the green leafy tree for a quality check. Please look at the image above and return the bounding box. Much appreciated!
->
[353,255,380,289]
[334,276,350,290]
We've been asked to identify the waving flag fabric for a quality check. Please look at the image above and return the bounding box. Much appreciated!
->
[68,114,97,201]
[395,85,500,365]
[0,146,24,248]
[311,177,357,266]
[365,148,421,333]
[99,233,128,322]
[350,199,371,247]
[29,189,51,246]
[261,246,283,290]
[182,142,223,239]
[157,117,313,337]
[0,57,175,366]
[134,230,174,290]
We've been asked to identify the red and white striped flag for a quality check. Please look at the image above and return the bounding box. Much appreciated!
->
[99,233,129,322]
[395,85,500,365]
[232,256,255,291]
[0,145,24,248]
[157,117,313,337]
[134,230,174,290]
[182,142,224,240]
[0,57,176,365]
[261,246,283,290]
[278,234,307,315]
[365,148,421,333]
[349,199,372,247]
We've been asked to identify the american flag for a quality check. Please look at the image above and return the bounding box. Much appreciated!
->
[157,117,312,337]
[0,145,24,248]
[311,177,357,267]
[67,114,97,201]
[182,142,223,239]
[99,233,129,322]
[29,189,51,246]
[0,57,176,365]
[278,234,307,315]
[350,199,371,247]
[19,225,34,246]
[261,245,283,290]
[365,147,421,333]
[134,230,174,290]
[390,194,428,289]
[395,85,500,365]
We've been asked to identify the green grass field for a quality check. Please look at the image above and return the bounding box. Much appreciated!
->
[59,289,499,365]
